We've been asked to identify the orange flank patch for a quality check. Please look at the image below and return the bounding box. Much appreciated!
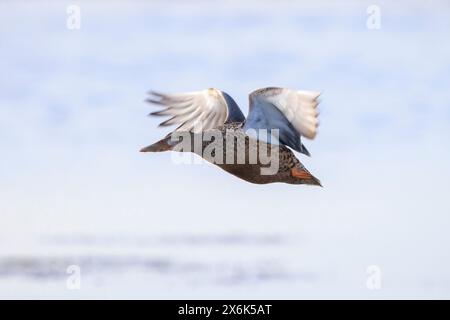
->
[291,168,313,180]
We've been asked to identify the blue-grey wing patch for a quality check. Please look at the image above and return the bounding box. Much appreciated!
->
[243,87,320,155]
[221,91,246,123]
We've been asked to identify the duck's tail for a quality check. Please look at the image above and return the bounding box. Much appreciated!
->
[140,136,172,152]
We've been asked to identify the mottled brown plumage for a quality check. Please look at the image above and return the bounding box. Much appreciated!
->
[142,122,321,186]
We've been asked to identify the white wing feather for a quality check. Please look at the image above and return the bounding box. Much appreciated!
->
[147,89,229,133]
[260,88,320,139]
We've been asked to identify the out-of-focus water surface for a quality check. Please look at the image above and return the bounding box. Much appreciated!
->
[1,0,450,298]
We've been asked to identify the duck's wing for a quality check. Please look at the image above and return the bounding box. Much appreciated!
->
[146,88,245,133]
[243,87,320,156]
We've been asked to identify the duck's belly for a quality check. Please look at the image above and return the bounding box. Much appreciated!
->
[195,125,299,184]
[214,162,289,184]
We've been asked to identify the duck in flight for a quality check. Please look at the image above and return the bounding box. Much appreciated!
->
[141,87,322,186]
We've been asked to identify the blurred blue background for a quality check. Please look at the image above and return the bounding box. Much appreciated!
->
[1,0,450,298]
